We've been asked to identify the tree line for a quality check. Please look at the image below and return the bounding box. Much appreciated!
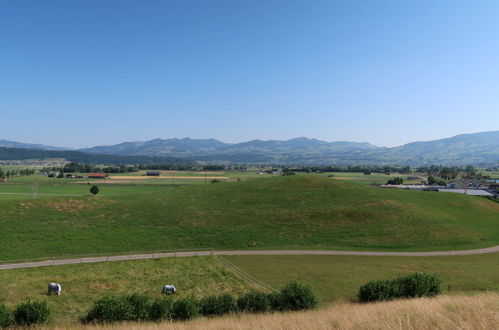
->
[0,167,36,180]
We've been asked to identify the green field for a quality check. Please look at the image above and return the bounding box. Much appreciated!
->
[1,253,498,325]
[226,253,499,303]
[0,256,254,321]
[0,175,498,262]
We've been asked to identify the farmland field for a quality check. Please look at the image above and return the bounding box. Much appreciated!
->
[226,253,499,303]
[0,256,255,321]
[0,175,498,262]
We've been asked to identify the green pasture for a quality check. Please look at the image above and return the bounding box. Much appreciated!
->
[0,182,175,199]
[0,175,498,262]
[0,256,253,321]
[227,253,499,303]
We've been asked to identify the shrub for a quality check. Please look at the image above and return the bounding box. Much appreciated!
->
[266,291,283,312]
[149,296,174,321]
[124,293,151,321]
[13,300,50,326]
[199,293,237,316]
[171,296,199,320]
[0,302,11,329]
[278,281,319,311]
[211,179,221,183]
[395,272,443,298]
[84,296,133,323]
[237,290,270,313]
[358,279,399,302]
[358,272,443,303]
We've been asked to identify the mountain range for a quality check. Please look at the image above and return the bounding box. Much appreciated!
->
[1,131,498,166]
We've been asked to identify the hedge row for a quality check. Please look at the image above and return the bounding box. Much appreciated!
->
[85,281,319,323]
[358,272,443,302]
[0,300,51,328]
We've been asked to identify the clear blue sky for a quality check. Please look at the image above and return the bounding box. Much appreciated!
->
[1,0,498,148]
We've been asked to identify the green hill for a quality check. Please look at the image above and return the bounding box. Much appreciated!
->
[0,176,498,261]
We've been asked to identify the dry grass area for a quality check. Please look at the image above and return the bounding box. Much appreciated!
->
[55,293,499,330]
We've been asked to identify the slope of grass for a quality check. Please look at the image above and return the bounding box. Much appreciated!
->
[0,256,253,321]
[0,175,498,261]
[226,253,499,303]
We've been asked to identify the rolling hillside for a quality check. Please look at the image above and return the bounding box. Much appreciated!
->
[0,175,498,261]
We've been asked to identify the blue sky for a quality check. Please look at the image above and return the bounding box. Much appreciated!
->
[1,0,498,148]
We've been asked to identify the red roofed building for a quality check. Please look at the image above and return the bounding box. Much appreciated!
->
[88,173,109,179]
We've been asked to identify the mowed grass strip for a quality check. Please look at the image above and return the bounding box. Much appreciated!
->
[225,253,499,303]
[0,256,254,321]
[0,175,498,261]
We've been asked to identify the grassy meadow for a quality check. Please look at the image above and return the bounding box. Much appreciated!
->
[0,175,498,261]
[226,253,499,303]
[0,256,255,321]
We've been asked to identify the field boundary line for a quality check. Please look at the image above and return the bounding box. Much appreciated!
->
[216,255,277,293]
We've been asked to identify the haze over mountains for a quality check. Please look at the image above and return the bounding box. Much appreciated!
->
[1,131,498,166]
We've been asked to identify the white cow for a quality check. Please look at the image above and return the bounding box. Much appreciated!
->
[162,285,176,295]
[48,283,62,296]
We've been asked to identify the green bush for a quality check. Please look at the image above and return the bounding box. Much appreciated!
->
[266,291,283,311]
[199,293,237,316]
[85,296,133,323]
[13,300,50,326]
[149,296,174,321]
[124,293,151,321]
[358,272,443,302]
[395,272,443,298]
[358,279,399,302]
[171,296,199,320]
[237,290,270,313]
[0,302,11,329]
[278,281,319,311]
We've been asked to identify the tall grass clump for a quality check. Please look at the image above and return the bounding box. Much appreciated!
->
[13,300,50,326]
[358,272,443,302]
[0,301,11,329]
[199,293,237,316]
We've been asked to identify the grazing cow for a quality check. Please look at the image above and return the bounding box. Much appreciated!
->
[162,285,176,295]
[48,283,62,296]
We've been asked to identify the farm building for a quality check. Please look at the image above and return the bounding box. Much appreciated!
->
[146,171,161,176]
[87,173,109,179]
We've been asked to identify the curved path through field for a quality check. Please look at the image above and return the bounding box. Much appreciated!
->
[1,245,499,270]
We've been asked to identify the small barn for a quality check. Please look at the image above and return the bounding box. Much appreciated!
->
[88,173,109,179]
[146,171,161,176]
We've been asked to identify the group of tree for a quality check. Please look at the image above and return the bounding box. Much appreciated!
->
[386,177,404,185]
[283,165,411,175]
[0,167,36,180]
[416,165,478,181]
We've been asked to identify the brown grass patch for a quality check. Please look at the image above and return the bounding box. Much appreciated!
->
[59,293,499,329]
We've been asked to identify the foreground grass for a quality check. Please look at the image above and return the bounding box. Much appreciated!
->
[0,175,498,261]
[0,256,254,322]
[226,253,499,303]
[55,293,499,329]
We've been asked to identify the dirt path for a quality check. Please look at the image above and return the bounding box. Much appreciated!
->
[1,245,499,270]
